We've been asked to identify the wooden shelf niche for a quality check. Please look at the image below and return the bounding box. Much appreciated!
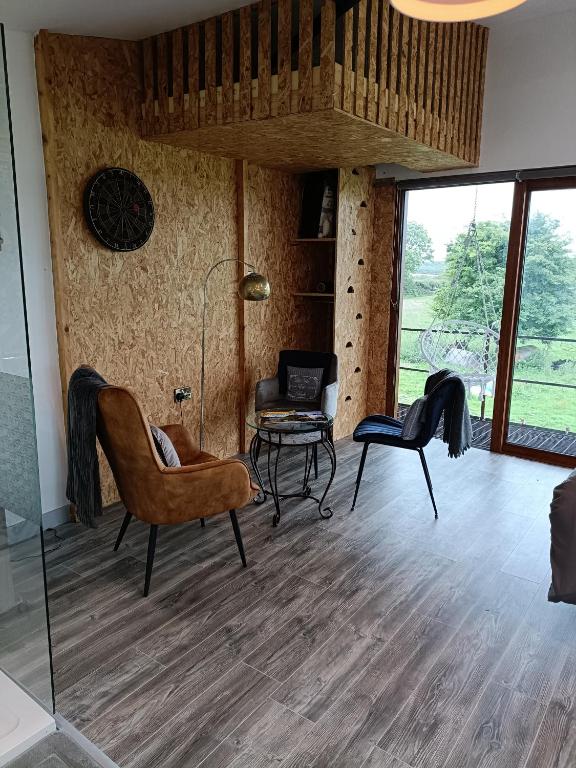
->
[292,171,337,353]
[140,0,488,172]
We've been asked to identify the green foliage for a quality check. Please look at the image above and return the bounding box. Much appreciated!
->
[520,213,576,338]
[411,275,440,295]
[432,213,576,338]
[432,220,508,325]
[403,221,434,295]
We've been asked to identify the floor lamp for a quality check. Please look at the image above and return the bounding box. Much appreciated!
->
[200,259,270,449]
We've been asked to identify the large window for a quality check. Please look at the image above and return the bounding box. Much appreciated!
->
[396,176,576,463]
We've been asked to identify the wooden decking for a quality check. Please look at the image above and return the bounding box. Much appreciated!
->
[399,404,576,457]
[45,437,572,768]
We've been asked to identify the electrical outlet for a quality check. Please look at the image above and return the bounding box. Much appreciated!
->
[174,387,192,403]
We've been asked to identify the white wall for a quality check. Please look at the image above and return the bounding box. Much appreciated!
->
[3,30,67,521]
[377,7,576,180]
[478,8,576,173]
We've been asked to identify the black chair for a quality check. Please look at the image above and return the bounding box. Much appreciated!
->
[350,377,462,519]
[255,350,339,418]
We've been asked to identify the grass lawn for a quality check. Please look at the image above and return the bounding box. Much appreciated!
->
[398,293,576,433]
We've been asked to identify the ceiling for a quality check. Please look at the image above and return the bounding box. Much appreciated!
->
[0,0,573,40]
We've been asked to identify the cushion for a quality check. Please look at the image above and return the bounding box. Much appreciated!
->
[401,395,428,440]
[150,425,181,467]
[286,366,324,402]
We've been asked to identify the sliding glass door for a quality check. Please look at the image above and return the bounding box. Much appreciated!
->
[495,178,576,463]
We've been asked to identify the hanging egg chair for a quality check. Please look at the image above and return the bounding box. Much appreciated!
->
[419,193,500,418]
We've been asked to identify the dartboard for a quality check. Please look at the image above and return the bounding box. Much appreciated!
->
[83,167,155,251]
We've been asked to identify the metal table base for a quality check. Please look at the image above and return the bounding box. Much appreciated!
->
[248,427,337,527]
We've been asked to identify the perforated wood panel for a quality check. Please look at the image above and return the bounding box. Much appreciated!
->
[36,32,242,504]
[333,167,375,440]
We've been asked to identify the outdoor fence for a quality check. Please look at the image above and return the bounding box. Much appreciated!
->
[399,326,576,429]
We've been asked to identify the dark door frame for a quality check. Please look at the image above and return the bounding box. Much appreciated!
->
[385,185,406,417]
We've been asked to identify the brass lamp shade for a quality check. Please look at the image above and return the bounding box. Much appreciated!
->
[390,0,526,21]
[238,272,271,301]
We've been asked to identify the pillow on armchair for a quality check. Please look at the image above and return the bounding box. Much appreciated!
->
[286,366,324,402]
[150,424,181,467]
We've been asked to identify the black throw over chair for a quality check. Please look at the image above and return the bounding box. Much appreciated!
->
[350,376,462,519]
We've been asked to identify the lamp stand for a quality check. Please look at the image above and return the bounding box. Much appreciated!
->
[199,258,257,450]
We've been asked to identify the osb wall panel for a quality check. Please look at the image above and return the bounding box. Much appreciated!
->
[36,32,241,504]
[244,164,322,450]
[333,166,375,440]
[367,183,396,415]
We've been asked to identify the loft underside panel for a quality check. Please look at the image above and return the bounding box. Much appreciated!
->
[148,109,474,172]
[140,1,487,170]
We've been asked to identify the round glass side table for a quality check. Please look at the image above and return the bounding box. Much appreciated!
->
[245,410,336,527]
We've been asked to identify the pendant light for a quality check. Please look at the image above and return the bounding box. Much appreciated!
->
[390,0,527,22]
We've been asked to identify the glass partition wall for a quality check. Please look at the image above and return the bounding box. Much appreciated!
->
[0,26,53,709]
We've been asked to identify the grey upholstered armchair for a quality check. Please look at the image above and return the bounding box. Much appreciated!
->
[255,350,339,419]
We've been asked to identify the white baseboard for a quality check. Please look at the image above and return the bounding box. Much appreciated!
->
[42,505,71,530]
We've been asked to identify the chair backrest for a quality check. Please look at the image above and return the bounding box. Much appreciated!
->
[277,350,338,395]
[96,386,164,519]
[417,376,462,447]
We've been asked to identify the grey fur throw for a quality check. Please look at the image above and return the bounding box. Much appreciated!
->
[66,366,109,528]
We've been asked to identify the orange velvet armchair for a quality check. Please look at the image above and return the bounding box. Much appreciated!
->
[97,386,254,595]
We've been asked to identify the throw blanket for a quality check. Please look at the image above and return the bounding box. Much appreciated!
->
[66,366,109,528]
[425,369,472,458]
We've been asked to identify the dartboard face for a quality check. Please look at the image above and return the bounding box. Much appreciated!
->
[83,168,155,251]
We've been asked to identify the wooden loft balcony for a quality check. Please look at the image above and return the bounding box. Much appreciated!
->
[140,0,488,172]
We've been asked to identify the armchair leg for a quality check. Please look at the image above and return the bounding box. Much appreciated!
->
[144,524,158,597]
[351,443,369,511]
[229,510,246,567]
[200,518,205,528]
[313,444,319,480]
[418,448,438,520]
[114,511,132,551]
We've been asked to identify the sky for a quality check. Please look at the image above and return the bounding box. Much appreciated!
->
[406,183,576,262]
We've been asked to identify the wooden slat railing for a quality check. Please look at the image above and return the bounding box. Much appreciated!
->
[140,0,488,165]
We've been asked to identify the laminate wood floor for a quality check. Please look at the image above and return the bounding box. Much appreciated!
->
[46,437,575,768]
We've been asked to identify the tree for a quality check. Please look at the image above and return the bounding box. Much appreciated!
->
[520,212,575,338]
[432,220,508,325]
[403,221,434,295]
[432,213,575,338]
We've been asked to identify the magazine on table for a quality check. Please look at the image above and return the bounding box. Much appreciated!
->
[259,409,328,425]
